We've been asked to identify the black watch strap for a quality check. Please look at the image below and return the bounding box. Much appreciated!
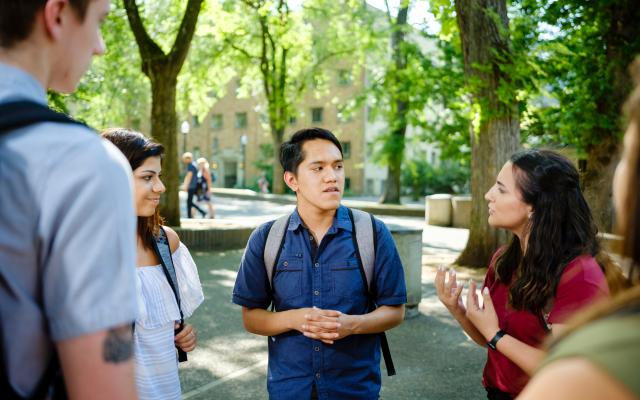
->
[487,329,506,350]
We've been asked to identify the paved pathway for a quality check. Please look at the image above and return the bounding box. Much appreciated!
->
[177,196,487,399]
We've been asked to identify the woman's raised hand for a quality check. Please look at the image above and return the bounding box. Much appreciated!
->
[434,266,465,317]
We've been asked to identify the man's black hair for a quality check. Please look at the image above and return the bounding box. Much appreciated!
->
[279,127,343,174]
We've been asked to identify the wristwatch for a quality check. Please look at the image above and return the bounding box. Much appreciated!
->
[487,329,506,350]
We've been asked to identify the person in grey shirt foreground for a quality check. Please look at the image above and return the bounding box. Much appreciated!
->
[0,0,138,399]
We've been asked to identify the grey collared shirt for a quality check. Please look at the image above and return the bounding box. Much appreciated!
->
[0,62,138,396]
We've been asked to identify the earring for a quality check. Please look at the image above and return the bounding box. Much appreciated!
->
[528,212,533,219]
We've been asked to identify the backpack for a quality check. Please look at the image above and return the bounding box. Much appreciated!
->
[151,227,188,362]
[263,208,397,376]
[0,100,87,400]
[195,171,208,198]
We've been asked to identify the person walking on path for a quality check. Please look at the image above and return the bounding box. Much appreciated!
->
[233,128,407,400]
[196,157,215,218]
[436,149,612,399]
[181,152,206,218]
[0,1,138,398]
[103,128,204,400]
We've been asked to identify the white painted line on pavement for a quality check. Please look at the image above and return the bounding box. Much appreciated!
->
[182,359,268,399]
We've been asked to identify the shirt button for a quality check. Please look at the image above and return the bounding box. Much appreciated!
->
[283,261,288,267]
[314,290,319,296]
[315,373,321,379]
[309,235,314,241]
[314,346,320,352]
[314,262,319,268]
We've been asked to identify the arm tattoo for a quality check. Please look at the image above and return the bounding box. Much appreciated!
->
[102,326,134,363]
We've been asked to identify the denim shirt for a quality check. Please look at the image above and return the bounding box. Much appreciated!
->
[232,206,407,400]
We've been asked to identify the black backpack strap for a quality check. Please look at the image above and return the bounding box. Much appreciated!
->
[153,227,188,362]
[0,100,85,134]
[347,208,396,376]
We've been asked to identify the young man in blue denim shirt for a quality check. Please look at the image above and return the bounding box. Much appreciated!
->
[233,128,407,399]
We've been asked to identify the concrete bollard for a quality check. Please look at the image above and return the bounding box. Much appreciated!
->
[425,194,453,227]
[452,195,472,228]
[389,224,423,319]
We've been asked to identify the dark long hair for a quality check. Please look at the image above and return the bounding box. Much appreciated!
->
[494,149,600,314]
[101,128,165,251]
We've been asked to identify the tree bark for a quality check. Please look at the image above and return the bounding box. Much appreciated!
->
[380,1,410,205]
[454,0,520,268]
[271,130,285,194]
[123,0,203,226]
[581,0,640,232]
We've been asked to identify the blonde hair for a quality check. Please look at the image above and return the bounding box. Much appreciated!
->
[197,157,209,169]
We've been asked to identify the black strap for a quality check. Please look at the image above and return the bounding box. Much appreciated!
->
[153,227,188,362]
[0,100,85,134]
[347,209,396,376]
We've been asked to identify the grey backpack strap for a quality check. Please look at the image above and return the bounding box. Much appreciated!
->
[263,214,291,289]
[348,208,396,376]
[153,227,187,362]
[352,208,375,289]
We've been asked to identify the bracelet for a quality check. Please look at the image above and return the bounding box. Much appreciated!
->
[487,329,506,350]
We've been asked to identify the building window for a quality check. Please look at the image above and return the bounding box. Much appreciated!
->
[235,112,248,129]
[210,114,223,130]
[289,115,297,125]
[337,69,352,86]
[192,115,200,127]
[342,141,351,159]
[212,137,219,153]
[345,177,351,191]
[311,107,323,123]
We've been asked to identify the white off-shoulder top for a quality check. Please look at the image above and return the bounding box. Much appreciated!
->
[134,243,204,400]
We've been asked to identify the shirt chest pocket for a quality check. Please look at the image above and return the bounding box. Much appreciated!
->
[329,258,366,298]
[273,257,303,300]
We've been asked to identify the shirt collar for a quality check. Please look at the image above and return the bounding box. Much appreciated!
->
[0,63,48,105]
[288,205,353,233]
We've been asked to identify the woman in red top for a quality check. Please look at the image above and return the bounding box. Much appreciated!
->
[435,149,610,399]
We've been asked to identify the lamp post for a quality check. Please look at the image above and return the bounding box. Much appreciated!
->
[181,120,190,155]
[240,134,248,188]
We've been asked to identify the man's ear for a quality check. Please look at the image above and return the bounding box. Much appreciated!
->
[42,0,68,41]
[284,171,298,193]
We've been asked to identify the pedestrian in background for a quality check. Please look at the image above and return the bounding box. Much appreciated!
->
[196,157,215,218]
[436,149,612,399]
[181,152,206,218]
[103,128,204,400]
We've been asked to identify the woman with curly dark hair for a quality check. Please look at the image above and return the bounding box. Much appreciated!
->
[518,60,640,400]
[436,149,613,399]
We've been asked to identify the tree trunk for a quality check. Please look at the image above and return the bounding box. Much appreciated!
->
[454,0,520,268]
[151,73,180,225]
[123,0,203,227]
[581,137,619,233]
[380,124,406,204]
[271,129,285,194]
[581,0,639,233]
[380,2,409,205]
